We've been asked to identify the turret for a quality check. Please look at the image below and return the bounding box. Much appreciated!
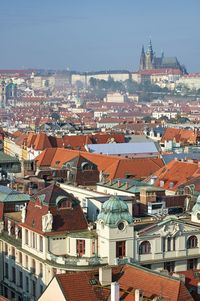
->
[96,195,134,265]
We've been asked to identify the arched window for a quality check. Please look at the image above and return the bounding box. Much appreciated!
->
[139,241,151,254]
[187,235,198,248]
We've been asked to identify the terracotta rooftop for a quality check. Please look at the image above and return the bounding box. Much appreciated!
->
[35,148,164,181]
[116,264,193,301]
[150,159,200,191]
[56,273,102,301]
[22,184,88,234]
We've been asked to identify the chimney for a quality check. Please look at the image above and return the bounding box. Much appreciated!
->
[28,187,33,195]
[111,282,119,301]
[117,180,121,188]
[126,182,129,190]
[99,266,112,286]
[135,289,143,301]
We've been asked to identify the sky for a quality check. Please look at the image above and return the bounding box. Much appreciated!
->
[0,0,200,72]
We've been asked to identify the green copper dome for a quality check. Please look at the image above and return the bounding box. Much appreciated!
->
[97,195,133,226]
[192,195,200,213]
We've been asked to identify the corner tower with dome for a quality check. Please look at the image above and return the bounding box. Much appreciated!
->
[96,195,134,265]
[191,195,200,223]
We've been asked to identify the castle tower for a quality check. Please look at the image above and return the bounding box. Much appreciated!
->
[96,195,134,265]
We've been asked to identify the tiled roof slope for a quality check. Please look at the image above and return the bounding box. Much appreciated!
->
[56,273,102,301]
[150,159,200,191]
[12,132,125,151]
[33,132,52,150]
[176,269,200,300]
[23,184,88,234]
[117,264,193,301]
[161,128,197,144]
[35,148,164,180]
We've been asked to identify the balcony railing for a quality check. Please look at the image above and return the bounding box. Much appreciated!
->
[46,253,108,267]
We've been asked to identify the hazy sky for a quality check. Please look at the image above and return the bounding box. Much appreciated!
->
[1,0,200,72]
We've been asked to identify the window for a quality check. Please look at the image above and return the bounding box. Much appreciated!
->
[187,258,198,270]
[11,247,15,259]
[25,255,29,269]
[32,280,36,297]
[164,261,175,272]
[5,262,8,279]
[167,237,176,251]
[116,241,126,258]
[19,252,22,264]
[32,232,37,249]
[187,236,198,248]
[31,259,36,274]
[26,276,29,293]
[12,267,16,283]
[19,271,23,288]
[92,240,95,255]
[4,243,8,255]
[39,236,43,252]
[139,241,151,254]
[25,229,28,245]
[39,263,43,277]
[76,240,85,256]
[162,238,166,252]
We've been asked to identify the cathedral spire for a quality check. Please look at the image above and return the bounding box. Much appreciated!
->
[139,45,145,70]
[147,39,154,58]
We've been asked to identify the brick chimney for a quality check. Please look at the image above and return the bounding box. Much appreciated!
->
[140,188,156,205]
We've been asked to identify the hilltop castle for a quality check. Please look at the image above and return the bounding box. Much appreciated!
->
[139,40,186,73]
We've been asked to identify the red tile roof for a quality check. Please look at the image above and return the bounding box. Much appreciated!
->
[23,184,88,234]
[35,148,164,181]
[176,269,200,300]
[150,159,200,191]
[33,132,52,150]
[117,265,193,301]
[56,273,102,301]
[161,128,197,144]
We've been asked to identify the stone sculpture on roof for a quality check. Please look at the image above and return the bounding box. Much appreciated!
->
[42,210,53,232]
[21,203,27,223]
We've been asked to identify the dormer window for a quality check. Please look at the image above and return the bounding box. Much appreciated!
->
[58,199,72,209]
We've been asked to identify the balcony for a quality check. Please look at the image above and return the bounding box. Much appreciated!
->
[46,253,108,267]
[115,257,135,265]
[187,247,200,256]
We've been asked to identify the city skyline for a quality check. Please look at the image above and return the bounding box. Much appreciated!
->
[1,0,200,72]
